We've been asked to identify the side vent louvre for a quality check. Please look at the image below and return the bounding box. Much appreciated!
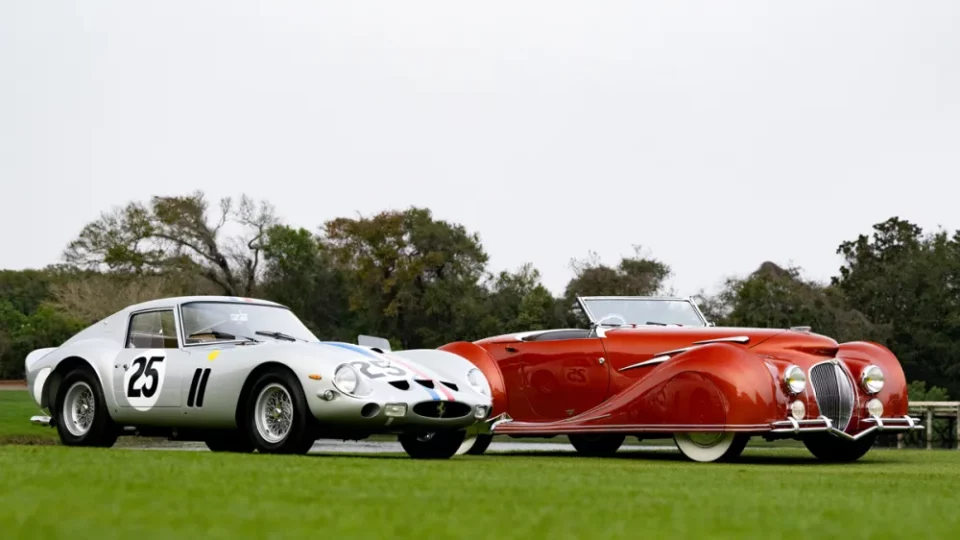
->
[389,381,410,390]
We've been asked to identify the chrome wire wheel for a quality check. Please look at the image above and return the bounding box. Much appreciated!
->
[254,383,294,444]
[63,381,95,437]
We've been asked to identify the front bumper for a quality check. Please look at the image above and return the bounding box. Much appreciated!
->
[770,415,924,441]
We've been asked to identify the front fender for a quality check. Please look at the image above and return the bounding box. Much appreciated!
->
[438,342,508,415]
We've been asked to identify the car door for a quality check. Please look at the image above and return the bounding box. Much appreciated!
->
[504,331,610,422]
[111,308,191,424]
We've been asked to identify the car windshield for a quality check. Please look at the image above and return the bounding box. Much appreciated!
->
[180,302,319,344]
[579,297,707,327]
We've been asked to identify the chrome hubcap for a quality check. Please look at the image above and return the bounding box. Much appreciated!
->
[255,383,293,443]
[63,381,95,437]
[686,432,725,447]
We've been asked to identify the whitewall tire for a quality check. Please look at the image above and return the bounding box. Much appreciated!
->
[673,432,749,463]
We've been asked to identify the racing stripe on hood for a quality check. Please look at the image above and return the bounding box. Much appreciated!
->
[318,342,452,401]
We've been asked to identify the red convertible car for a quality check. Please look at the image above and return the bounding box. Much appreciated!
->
[442,296,923,462]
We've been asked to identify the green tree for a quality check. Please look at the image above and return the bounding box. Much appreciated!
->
[475,264,564,336]
[321,208,489,348]
[707,262,887,343]
[63,191,277,296]
[562,247,672,325]
[833,217,960,397]
[0,301,85,379]
[260,225,350,341]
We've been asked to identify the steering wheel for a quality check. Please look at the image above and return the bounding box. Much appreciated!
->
[596,313,628,326]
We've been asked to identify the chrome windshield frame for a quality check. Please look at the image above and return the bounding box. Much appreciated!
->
[576,296,709,328]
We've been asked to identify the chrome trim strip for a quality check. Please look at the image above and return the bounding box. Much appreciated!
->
[653,345,699,357]
[692,336,750,345]
[619,356,671,372]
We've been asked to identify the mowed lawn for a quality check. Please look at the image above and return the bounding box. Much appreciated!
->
[2,389,959,539]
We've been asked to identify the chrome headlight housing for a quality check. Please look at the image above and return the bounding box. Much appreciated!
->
[333,364,370,396]
[861,365,885,394]
[783,365,806,394]
[466,368,491,397]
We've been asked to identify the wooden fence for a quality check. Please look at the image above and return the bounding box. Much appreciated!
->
[898,401,960,449]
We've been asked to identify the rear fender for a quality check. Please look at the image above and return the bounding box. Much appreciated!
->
[588,343,781,428]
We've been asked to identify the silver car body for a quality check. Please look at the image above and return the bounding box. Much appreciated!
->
[24,296,493,437]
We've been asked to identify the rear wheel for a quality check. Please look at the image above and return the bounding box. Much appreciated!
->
[803,433,876,462]
[205,430,254,453]
[674,432,749,462]
[243,369,316,455]
[399,430,466,459]
[54,368,118,448]
[568,433,625,457]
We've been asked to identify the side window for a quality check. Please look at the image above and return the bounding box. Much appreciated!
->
[127,311,179,349]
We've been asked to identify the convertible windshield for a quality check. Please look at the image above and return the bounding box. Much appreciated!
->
[180,302,319,344]
[579,297,707,327]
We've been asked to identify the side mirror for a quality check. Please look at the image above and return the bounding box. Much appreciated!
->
[358,334,392,352]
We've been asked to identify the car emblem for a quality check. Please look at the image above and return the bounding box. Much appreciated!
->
[437,401,446,418]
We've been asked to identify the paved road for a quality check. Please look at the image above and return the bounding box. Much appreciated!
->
[125,439,683,454]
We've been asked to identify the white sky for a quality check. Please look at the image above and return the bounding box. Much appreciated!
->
[2,1,958,296]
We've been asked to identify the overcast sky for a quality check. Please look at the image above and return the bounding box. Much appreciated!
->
[2,2,958,296]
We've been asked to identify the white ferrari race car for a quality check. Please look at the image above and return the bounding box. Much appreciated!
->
[24,296,494,459]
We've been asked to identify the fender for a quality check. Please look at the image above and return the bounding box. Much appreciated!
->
[493,343,781,435]
[837,341,908,416]
[438,341,508,415]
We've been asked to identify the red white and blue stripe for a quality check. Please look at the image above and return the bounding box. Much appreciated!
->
[318,341,455,402]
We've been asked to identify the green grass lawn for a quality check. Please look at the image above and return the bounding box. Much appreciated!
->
[3,390,955,538]
[1,445,958,539]
[0,391,57,445]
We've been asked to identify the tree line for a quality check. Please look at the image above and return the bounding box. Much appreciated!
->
[0,191,955,404]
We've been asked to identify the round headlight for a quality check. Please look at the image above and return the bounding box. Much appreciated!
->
[466,368,490,396]
[861,365,884,394]
[866,398,884,417]
[790,400,806,420]
[334,364,359,395]
[784,365,806,394]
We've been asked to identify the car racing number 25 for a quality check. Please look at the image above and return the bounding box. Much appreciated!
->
[350,359,407,379]
[123,349,168,411]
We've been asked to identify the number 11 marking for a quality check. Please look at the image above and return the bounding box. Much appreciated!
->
[187,368,211,407]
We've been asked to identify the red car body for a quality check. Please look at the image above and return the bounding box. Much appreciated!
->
[442,296,923,462]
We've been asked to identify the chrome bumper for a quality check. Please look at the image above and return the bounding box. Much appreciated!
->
[770,415,924,441]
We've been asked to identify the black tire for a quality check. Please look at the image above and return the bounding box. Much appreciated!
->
[568,433,626,457]
[465,433,493,456]
[243,368,316,455]
[399,430,466,459]
[54,367,118,448]
[205,430,255,453]
[803,432,876,462]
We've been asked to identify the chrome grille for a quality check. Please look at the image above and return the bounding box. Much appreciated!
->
[809,361,855,431]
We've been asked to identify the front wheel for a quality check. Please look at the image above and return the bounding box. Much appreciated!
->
[399,430,466,459]
[674,432,749,462]
[803,433,876,462]
[54,368,118,447]
[243,369,316,455]
[568,433,626,457]
[463,433,493,456]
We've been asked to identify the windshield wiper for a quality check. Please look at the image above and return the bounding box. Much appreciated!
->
[645,321,668,326]
[188,331,261,344]
[255,330,300,342]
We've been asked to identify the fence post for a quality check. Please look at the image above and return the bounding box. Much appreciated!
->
[927,408,934,449]
[956,405,960,450]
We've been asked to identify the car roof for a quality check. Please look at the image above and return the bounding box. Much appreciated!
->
[120,295,287,313]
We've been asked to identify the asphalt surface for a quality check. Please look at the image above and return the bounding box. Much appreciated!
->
[125,439,682,454]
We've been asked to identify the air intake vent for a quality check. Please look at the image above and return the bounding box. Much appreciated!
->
[412,401,472,419]
[440,381,459,392]
[389,380,410,391]
[809,361,855,431]
[415,379,435,389]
